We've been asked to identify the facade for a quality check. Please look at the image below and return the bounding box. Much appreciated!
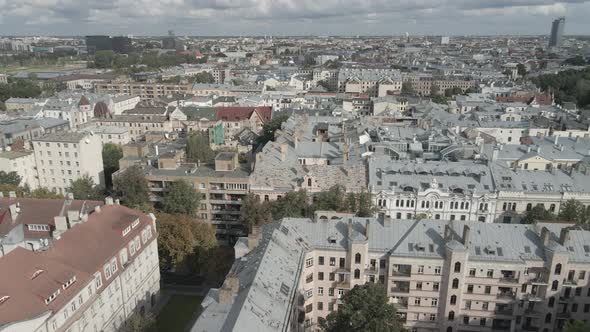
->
[338,69,403,97]
[549,17,566,48]
[0,74,7,84]
[95,83,192,100]
[32,132,104,195]
[92,115,173,140]
[0,197,160,332]
[198,216,590,332]
[79,126,131,146]
[0,150,38,190]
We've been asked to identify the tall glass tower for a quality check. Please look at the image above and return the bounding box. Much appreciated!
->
[549,17,565,48]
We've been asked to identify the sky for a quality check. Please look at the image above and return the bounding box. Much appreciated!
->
[0,0,589,36]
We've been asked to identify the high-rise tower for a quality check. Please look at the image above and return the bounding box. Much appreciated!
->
[549,17,565,48]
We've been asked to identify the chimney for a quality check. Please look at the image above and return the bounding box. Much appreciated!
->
[155,145,159,156]
[537,146,541,154]
[94,205,101,213]
[462,225,470,247]
[8,191,16,199]
[218,274,239,304]
[247,225,261,250]
[280,143,287,162]
[365,219,370,238]
[9,204,19,221]
[66,192,74,200]
[105,197,114,205]
[67,210,80,224]
[540,227,550,246]
[54,216,68,232]
[347,220,353,239]
[115,199,120,205]
[444,224,452,241]
[559,228,570,245]
[527,146,531,153]
[554,136,559,145]
[491,149,499,162]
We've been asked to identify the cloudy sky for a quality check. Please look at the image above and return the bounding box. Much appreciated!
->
[0,0,589,36]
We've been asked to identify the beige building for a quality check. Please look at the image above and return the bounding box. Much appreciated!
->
[92,115,174,140]
[33,132,104,195]
[95,82,192,100]
[0,150,39,190]
[0,197,160,332]
[197,216,590,332]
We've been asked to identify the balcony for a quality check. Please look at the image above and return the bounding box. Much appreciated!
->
[556,311,571,319]
[563,279,577,287]
[334,280,350,288]
[365,266,379,275]
[523,293,544,302]
[496,292,516,301]
[524,308,543,317]
[390,287,410,294]
[522,326,540,332]
[499,276,519,284]
[494,307,513,316]
[529,276,548,285]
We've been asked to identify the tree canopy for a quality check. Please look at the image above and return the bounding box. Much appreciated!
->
[113,166,151,209]
[186,132,215,163]
[401,81,414,94]
[156,213,217,272]
[67,175,104,200]
[190,72,215,84]
[564,320,588,332]
[531,66,590,108]
[256,114,290,147]
[559,199,588,224]
[522,205,555,224]
[0,171,21,186]
[0,79,42,102]
[159,180,201,217]
[320,283,402,332]
[102,143,123,188]
[31,187,63,199]
[240,193,273,229]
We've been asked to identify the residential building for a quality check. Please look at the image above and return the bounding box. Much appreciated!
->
[95,82,192,100]
[0,150,39,190]
[198,216,590,332]
[0,197,160,332]
[215,106,272,139]
[32,132,104,195]
[79,126,131,145]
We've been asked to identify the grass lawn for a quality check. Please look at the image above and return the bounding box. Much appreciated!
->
[156,294,204,332]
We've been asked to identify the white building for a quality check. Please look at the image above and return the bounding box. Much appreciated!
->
[0,197,160,332]
[32,132,104,194]
[79,126,131,146]
[0,150,39,190]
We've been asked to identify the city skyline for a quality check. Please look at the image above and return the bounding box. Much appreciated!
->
[0,1,589,36]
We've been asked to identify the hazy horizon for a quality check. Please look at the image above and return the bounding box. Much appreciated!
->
[0,1,589,36]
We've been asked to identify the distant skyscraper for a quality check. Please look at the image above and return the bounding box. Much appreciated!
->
[549,17,565,48]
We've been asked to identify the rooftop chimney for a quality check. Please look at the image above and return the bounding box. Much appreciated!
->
[280,143,287,162]
[9,204,19,222]
[247,225,261,250]
[8,191,16,198]
[365,219,370,238]
[94,205,101,213]
[66,192,74,200]
[540,227,550,246]
[218,274,239,304]
[559,228,570,245]
[554,136,559,145]
[462,225,470,247]
[105,197,114,205]
[155,145,159,156]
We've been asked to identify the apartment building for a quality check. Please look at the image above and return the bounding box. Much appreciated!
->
[95,82,192,100]
[0,150,39,190]
[403,75,476,96]
[32,132,104,195]
[0,197,160,332]
[338,68,403,97]
[198,216,590,332]
[92,115,173,140]
[79,125,131,146]
[118,142,250,244]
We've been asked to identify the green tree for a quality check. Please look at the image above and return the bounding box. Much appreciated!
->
[113,166,151,209]
[317,80,333,92]
[522,205,555,224]
[191,72,215,84]
[156,213,217,272]
[558,199,588,224]
[186,132,215,164]
[0,171,21,186]
[68,175,103,200]
[430,83,440,96]
[160,180,201,216]
[102,143,123,188]
[31,187,63,199]
[564,320,588,332]
[0,79,42,102]
[320,283,402,332]
[356,191,375,217]
[240,193,273,229]
[517,63,527,77]
[271,190,307,219]
[401,81,414,94]
[93,50,115,68]
[256,114,290,147]
[315,185,347,212]
[444,87,463,97]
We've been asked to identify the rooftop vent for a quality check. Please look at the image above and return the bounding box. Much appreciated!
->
[31,269,44,280]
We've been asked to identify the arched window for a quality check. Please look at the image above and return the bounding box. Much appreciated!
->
[551,280,559,291]
[450,295,457,305]
[448,311,455,321]
[452,278,459,289]
[447,327,452,332]
[354,269,360,279]
[308,178,312,187]
[554,263,562,275]
[465,202,469,210]
[548,297,555,307]
[544,313,552,323]
[355,253,361,264]
[454,262,461,273]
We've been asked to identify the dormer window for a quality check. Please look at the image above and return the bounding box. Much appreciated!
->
[0,296,10,305]
[131,218,140,229]
[45,289,61,305]
[62,276,77,290]
[122,226,131,237]
[28,224,50,232]
[31,269,44,280]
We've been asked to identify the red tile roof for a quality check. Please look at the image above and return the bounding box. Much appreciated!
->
[215,106,272,123]
[0,201,156,327]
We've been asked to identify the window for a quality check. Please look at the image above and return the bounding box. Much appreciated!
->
[548,297,555,307]
[433,282,440,291]
[579,271,586,280]
[467,285,474,293]
[482,302,489,310]
[554,263,562,275]
[416,282,423,290]
[329,257,336,266]
[454,262,461,273]
[305,289,313,298]
[317,302,323,311]
[551,280,559,291]
[434,266,441,275]
[487,269,493,278]
[485,286,491,294]
[480,318,486,326]
[545,313,552,323]
[418,265,424,274]
[318,256,324,265]
[448,311,455,321]
[431,298,438,306]
[104,264,112,279]
[463,316,469,325]
[329,273,335,281]
[318,287,323,296]
[414,297,421,305]
[306,257,313,268]
[94,273,102,288]
[452,278,459,289]
[354,269,360,279]
[450,295,457,305]
[328,288,334,296]
[355,253,361,264]
[429,314,436,321]
[339,258,345,268]
[318,272,324,281]
[306,274,313,283]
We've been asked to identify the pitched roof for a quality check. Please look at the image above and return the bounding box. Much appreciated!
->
[215,107,272,123]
